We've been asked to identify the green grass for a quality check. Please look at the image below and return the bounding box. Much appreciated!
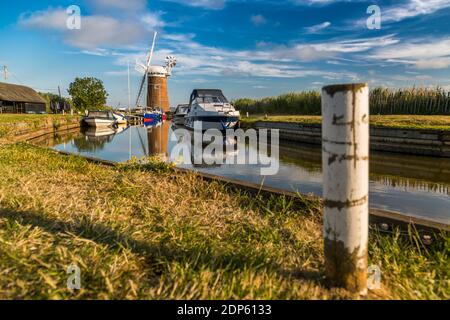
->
[0,114,80,141]
[0,142,448,299]
[241,115,450,131]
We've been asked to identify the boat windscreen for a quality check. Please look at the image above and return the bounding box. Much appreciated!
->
[88,111,113,118]
[196,94,228,104]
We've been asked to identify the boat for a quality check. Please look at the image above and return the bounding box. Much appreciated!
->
[184,89,240,131]
[113,112,128,125]
[173,104,189,126]
[143,108,166,126]
[83,110,117,128]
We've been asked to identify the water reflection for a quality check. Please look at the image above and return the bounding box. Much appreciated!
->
[34,123,450,224]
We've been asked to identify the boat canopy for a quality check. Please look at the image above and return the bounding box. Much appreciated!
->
[189,89,228,105]
[88,110,115,119]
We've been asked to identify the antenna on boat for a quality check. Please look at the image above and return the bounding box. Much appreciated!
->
[135,31,158,107]
[127,60,131,114]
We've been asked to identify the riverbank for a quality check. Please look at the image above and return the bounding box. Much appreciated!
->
[0,120,448,299]
[241,115,450,157]
[0,114,81,145]
[241,115,450,131]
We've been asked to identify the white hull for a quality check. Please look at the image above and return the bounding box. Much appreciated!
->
[84,118,116,127]
[113,113,128,124]
[185,120,239,131]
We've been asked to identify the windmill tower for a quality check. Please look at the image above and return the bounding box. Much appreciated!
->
[136,32,177,113]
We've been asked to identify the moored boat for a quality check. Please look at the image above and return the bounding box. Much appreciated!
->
[184,89,240,131]
[173,104,189,126]
[113,112,128,125]
[83,110,117,128]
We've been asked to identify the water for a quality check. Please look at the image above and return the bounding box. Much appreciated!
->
[33,123,450,225]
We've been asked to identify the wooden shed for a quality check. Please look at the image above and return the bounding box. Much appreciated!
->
[0,82,46,114]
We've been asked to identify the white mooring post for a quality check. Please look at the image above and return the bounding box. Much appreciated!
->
[321,83,369,295]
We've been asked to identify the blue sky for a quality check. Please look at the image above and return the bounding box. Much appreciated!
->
[1,0,450,107]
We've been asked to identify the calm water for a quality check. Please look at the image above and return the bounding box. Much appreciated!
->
[33,123,450,225]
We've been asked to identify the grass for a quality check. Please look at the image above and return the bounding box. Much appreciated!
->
[234,87,450,116]
[0,114,80,141]
[0,142,448,299]
[241,115,450,131]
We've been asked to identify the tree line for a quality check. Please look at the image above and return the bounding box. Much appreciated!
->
[39,77,109,114]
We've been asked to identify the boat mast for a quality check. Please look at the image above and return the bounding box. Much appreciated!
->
[127,60,131,114]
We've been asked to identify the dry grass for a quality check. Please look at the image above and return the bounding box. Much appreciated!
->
[241,115,450,131]
[0,143,448,299]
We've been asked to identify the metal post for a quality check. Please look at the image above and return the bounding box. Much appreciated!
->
[321,83,369,295]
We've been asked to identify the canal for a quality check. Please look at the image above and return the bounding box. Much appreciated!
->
[32,122,450,225]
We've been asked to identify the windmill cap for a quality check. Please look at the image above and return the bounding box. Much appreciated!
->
[148,66,167,77]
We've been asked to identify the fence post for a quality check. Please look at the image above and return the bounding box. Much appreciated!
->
[321,83,370,295]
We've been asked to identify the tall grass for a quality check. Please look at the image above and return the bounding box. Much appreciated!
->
[234,87,450,116]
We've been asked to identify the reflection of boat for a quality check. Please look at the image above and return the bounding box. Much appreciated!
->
[84,127,116,138]
[171,127,238,167]
[185,89,240,131]
[115,124,129,134]
[173,104,189,125]
[144,108,165,126]
[83,111,117,128]
[113,112,128,125]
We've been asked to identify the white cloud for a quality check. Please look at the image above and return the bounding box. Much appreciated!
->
[382,0,450,22]
[141,13,166,29]
[88,0,147,12]
[371,38,450,69]
[19,8,67,30]
[19,8,164,49]
[305,21,331,33]
[251,14,267,27]
[163,0,225,10]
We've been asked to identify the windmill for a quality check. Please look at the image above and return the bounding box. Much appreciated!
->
[135,31,158,108]
[134,32,177,113]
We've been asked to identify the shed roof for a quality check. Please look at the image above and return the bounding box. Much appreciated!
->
[0,82,46,104]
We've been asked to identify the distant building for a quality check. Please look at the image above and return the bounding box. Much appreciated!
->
[0,82,46,114]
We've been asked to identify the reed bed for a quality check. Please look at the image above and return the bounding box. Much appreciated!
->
[234,87,450,116]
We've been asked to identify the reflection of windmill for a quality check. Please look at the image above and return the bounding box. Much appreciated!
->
[135,32,177,113]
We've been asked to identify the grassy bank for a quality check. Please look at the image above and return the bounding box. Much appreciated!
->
[0,114,80,142]
[0,142,448,299]
[241,115,450,131]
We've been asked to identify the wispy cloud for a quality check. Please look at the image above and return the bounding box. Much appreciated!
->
[305,21,331,33]
[370,38,450,69]
[251,14,267,26]
[163,0,225,10]
[382,0,450,22]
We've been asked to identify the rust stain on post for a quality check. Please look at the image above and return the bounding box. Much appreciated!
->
[324,239,368,292]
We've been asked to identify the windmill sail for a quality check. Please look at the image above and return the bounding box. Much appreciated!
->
[135,31,158,107]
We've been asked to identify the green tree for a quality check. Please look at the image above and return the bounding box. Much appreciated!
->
[67,77,108,112]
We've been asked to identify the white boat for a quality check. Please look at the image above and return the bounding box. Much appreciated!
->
[83,111,117,128]
[184,89,240,131]
[173,104,189,125]
[113,112,128,125]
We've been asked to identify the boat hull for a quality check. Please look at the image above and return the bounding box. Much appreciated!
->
[83,118,117,127]
[185,116,240,131]
[173,114,187,126]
